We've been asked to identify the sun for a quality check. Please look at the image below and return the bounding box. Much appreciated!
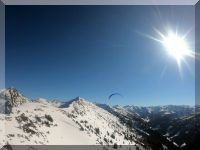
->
[161,31,192,66]
[139,27,196,77]
[149,28,195,69]
[142,28,196,77]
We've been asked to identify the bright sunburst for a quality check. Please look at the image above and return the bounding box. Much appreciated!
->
[141,28,196,78]
[161,31,194,67]
[146,28,195,69]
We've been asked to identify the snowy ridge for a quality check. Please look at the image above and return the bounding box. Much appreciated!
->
[0,88,198,150]
[62,98,137,145]
[0,89,143,149]
[0,88,29,114]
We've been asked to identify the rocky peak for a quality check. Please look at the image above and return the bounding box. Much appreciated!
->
[0,87,29,114]
[59,96,87,108]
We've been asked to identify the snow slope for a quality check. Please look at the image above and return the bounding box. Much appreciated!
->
[1,88,196,149]
[3,101,98,145]
[62,98,137,145]
[0,91,140,148]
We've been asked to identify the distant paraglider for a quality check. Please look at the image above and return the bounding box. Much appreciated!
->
[106,93,123,107]
[108,93,123,100]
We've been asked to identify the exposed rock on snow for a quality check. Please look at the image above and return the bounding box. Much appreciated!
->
[0,90,140,149]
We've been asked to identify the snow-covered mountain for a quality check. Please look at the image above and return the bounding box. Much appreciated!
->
[121,105,195,145]
[0,89,143,150]
[0,88,29,114]
[98,104,197,149]
[0,88,199,150]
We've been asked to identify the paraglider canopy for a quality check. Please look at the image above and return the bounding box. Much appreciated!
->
[108,93,123,100]
[107,93,123,106]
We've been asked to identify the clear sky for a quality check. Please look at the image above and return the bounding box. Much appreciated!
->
[6,6,195,106]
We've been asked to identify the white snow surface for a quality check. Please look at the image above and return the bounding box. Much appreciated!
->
[0,98,136,147]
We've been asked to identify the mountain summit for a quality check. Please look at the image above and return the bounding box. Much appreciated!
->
[0,87,29,114]
[0,88,141,149]
[0,88,198,150]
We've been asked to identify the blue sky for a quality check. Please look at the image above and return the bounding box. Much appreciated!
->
[6,6,195,106]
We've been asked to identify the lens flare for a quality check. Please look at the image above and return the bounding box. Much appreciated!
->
[161,31,194,67]
[139,27,196,78]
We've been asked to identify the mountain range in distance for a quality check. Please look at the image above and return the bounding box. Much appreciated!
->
[0,87,199,150]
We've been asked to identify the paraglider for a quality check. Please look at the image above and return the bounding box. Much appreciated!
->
[108,93,123,100]
[107,92,123,127]
[107,93,123,106]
